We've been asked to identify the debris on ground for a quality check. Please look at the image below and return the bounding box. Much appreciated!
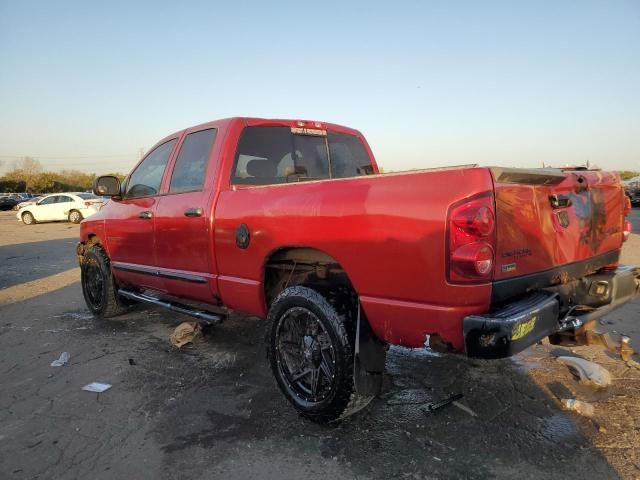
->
[619,336,634,362]
[128,358,136,366]
[626,359,640,370]
[557,356,612,387]
[560,398,595,417]
[170,321,201,348]
[422,393,463,415]
[81,382,112,393]
[50,352,70,367]
[452,400,478,417]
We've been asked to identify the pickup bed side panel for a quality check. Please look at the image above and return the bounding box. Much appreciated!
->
[214,168,494,351]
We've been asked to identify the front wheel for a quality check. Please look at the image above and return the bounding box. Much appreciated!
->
[81,246,128,318]
[268,286,368,423]
[21,212,35,225]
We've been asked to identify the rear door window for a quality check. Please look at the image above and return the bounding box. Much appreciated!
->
[125,140,176,198]
[169,128,217,193]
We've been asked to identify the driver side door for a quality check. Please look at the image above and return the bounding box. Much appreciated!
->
[106,138,178,292]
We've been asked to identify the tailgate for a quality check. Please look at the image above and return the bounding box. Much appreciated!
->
[491,168,625,282]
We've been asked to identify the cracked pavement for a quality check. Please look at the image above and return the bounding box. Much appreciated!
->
[0,210,639,479]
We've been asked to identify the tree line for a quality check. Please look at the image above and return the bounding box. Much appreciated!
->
[0,157,126,193]
[1,156,638,194]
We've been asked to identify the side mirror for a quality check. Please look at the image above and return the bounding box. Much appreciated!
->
[93,175,122,197]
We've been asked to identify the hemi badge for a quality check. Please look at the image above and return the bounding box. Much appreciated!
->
[501,263,517,273]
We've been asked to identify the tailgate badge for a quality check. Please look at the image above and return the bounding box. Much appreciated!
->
[501,263,517,273]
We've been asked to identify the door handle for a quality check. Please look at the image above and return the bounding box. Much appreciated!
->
[549,194,572,209]
[138,211,153,219]
[184,208,203,217]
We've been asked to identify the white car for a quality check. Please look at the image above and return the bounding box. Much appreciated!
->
[17,193,105,225]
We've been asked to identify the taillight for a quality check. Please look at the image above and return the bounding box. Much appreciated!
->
[623,195,632,242]
[623,195,631,217]
[623,220,632,242]
[84,201,92,206]
[447,193,496,283]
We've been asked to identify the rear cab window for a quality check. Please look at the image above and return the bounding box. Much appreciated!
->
[77,193,98,200]
[232,125,373,185]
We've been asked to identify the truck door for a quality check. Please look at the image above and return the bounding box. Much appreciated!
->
[154,128,219,302]
[107,139,177,291]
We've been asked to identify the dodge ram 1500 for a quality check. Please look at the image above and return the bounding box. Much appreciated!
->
[77,117,639,422]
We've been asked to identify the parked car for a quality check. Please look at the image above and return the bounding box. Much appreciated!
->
[17,192,105,225]
[13,196,43,211]
[0,195,18,211]
[625,181,640,206]
[77,117,639,422]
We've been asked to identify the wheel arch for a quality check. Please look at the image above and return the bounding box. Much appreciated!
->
[21,210,35,221]
[262,246,357,309]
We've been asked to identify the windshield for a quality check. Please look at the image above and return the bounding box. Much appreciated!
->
[77,193,99,200]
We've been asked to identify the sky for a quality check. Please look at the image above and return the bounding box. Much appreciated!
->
[0,0,639,175]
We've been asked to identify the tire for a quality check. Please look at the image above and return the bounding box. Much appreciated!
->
[21,211,35,225]
[81,245,128,318]
[69,210,83,224]
[267,286,365,423]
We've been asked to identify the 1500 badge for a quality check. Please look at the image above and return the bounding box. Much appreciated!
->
[512,316,537,341]
[502,248,532,259]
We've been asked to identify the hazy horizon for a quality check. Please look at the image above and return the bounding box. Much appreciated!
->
[1,0,638,175]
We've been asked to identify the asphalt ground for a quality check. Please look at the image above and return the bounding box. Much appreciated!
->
[1,209,639,479]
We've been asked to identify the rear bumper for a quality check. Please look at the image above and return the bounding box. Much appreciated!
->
[463,265,640,359]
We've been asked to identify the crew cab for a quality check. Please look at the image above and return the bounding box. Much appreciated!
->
[77,117,639,422]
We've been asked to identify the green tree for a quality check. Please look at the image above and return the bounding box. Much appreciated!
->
[31,172,60,193]
[619,171,640,181]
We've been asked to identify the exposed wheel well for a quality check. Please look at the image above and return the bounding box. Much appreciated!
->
[87,234,102,245]
[264,247,357,314]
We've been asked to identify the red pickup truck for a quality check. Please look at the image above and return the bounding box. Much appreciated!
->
[78,117,638,422]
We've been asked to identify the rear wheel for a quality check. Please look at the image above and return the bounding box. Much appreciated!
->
[69,210,83,224]
[81,246,128,318]
[268,286,368,423]
[21,212,35,225]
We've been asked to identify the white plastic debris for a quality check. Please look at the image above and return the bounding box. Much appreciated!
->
[452,401,478,417]
[561,399,595,417]
[81,382,112,393]
[557,356,612,387]
[50,352,70,367]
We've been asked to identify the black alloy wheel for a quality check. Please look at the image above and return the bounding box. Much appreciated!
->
[268,286,362,423]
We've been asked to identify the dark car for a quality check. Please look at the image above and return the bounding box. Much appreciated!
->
[625,181,640,207]
[0,195,18,211]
